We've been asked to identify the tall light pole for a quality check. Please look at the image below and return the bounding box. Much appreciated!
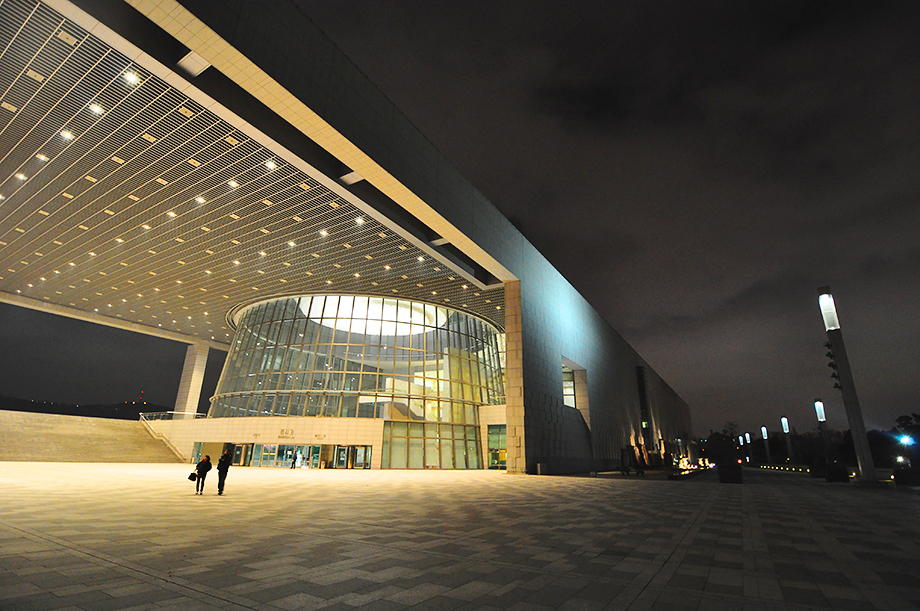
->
[818,287,877,482]
[781,417,794,462]
[761,426,772,464]
[814,399,830,464]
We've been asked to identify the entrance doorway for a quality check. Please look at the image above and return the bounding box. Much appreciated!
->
[333,445,372,469]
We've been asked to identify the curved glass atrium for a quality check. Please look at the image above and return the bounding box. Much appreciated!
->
[210,295,504,466]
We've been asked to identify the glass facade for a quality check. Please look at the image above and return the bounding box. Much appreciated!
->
[209,294,504,468]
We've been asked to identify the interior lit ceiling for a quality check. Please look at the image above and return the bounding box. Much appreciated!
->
[0,0,505,347]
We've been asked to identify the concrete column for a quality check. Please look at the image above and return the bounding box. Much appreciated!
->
[503,281,526,474]
[175,344,209,418]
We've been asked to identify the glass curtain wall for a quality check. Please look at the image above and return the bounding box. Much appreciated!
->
[209,295,504,468]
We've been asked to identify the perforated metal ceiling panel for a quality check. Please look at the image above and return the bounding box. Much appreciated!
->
[0,0,505,344]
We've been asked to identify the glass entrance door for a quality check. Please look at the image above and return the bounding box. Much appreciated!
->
[332,445,372,469]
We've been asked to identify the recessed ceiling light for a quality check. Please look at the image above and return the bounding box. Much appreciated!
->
[356,217,364,224]
[123,71,140,84]
[287,241,295,247]
[205,270,211,274]
[68,262,74,266]
[15,173,26,180]
[462,284,468,289]
[142,224,150,230]
[167,211,176,217]
[320,230,328,237]
[177,280,182,284]
[195,196,205,204]
[354,273,360,278]
[384,265,390,270]
[417,256,424,262]
[89,103,103,114]
[259,251,266,256]
[115,238,123,243]
[265,160,276,170]
[326,280,332,284]
[35,154,48,161]
[88,252,96,256]
[228,180,238,188]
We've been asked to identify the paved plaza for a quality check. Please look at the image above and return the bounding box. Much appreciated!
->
[1,463,918,611]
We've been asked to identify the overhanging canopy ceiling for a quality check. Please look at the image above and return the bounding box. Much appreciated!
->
[0,0,505,344]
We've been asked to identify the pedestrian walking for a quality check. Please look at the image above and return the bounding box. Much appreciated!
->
[194,455,211,495]
[217,448,232,495]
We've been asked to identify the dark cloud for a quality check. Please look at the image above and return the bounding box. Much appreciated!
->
[295,0,920,436]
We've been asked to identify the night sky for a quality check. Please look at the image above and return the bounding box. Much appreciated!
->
[3,1,919,436]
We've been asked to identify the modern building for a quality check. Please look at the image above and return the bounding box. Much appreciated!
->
[0,0,692,473]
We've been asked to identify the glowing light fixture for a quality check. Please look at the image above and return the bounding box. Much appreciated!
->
[818,290,840,331]
[745,432,751,444]
[60,130,74,140]
[761,426,768,440]
[814,400,826,422]
[900,435,915,446]
[781,417,790,434]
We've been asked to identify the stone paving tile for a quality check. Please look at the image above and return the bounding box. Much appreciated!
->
[2,464,920,610]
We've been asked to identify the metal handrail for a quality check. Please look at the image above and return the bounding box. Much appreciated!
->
[139,411,207,421]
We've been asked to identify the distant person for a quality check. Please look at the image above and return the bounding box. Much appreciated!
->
[291,452,299,469]
[216,449,232,495]
[194,455,211,495]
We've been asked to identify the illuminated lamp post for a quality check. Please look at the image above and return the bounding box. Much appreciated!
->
[814,399,830,464]
[817,287,877,482]
[744,432,752,463]
[781,417,794,462]
[761,426,772,464]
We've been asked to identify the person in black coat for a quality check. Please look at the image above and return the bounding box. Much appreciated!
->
[216,449,232,495]
[194,455,211,495]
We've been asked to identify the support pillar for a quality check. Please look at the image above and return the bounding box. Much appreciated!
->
[175,343,209,418]
[503,281,526,474]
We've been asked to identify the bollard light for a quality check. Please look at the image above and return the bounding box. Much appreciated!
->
[781,417,790,434]
[814,400,826,422]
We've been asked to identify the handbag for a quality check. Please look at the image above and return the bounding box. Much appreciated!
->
[188,472,197,481]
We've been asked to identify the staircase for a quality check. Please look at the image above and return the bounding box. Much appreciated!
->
[0,410,182,462]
